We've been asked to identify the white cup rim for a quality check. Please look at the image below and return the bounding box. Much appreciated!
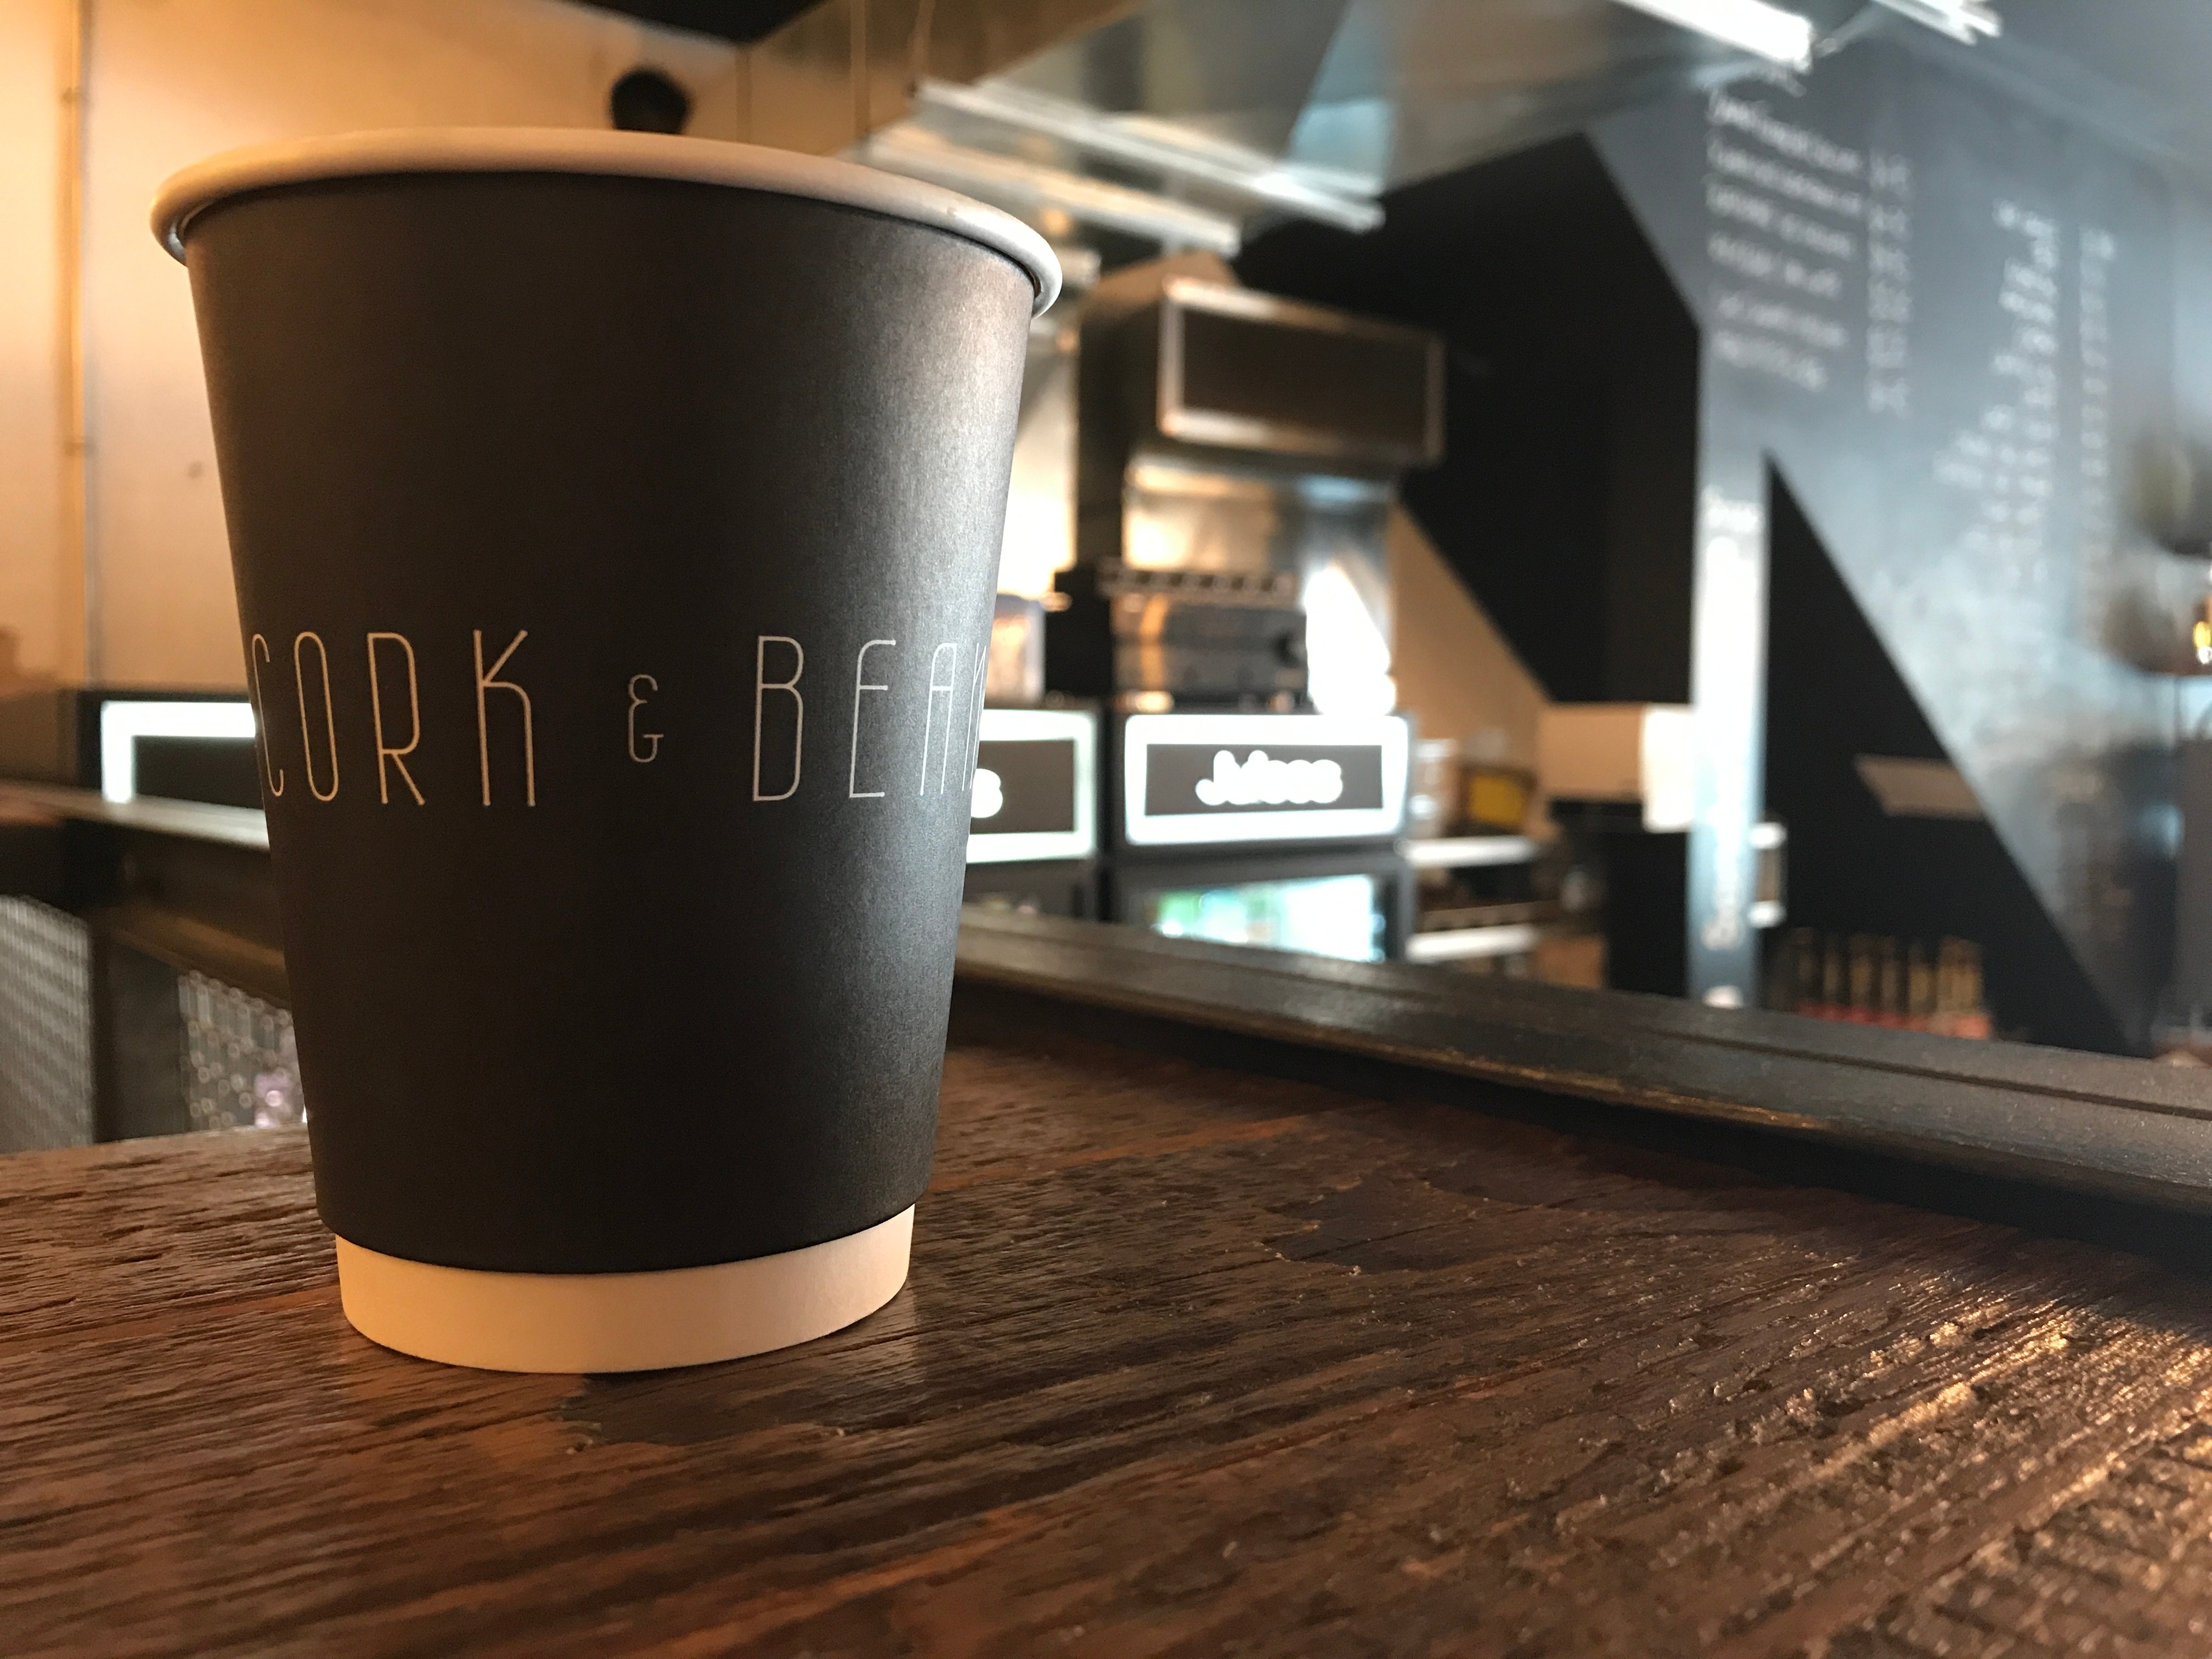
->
[151,126,1063,315]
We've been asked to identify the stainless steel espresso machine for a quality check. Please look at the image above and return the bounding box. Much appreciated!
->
[1048,267,1442,961]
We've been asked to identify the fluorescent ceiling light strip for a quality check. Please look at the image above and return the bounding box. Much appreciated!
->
[1610,0,1815,68]
[914,81,1383,235]
[101,700,257,804]
[859,126,1243,255]
[1871,0,1999,44]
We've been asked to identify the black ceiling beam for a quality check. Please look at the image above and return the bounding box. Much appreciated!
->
[578,0,825,44]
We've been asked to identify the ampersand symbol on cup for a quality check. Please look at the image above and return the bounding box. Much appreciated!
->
[628,674,662,763]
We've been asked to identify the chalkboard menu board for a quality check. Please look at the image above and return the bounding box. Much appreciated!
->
[1594,37,2199,1038]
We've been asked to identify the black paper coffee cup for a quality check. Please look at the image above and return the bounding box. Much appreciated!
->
[153,129,1058,1372]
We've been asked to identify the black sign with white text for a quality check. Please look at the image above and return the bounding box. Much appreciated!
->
[1144,744,1386,816]
[970,737,1078,835]
[1119,713,1409,848]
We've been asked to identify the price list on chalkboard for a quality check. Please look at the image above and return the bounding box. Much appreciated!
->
[1597,36,2186,1036]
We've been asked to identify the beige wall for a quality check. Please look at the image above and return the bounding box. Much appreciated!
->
[0,0,77,682]
[78,0,743,687]
[1388,505,1546,769]
[27,2,1545,714]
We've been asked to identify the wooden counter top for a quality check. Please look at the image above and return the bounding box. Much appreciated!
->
[13,1009,2212,1656]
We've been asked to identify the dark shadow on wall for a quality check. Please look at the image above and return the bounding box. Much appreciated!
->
[1239,134,1699,707]
[1764,469,2130,1053]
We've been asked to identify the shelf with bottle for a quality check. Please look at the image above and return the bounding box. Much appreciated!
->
[1768,928,1992,1039]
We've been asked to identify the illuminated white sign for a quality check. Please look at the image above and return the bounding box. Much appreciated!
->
[965,708,1097,866]
[970,769,1006,819]
[100,699,257,804]
[1122,714,1408,848]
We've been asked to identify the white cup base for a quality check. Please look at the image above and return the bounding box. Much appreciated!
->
[334,1207,914,1373]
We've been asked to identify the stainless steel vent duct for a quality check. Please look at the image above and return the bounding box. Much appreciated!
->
[703,0,2045,253]
[848,0,1827,251]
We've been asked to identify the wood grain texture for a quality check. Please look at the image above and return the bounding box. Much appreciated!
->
[8,1032,2212,1657]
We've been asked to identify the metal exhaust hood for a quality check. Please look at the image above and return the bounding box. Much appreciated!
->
[848,0,1909,253]
[854,0,1795,252]
[589,0,2039,254]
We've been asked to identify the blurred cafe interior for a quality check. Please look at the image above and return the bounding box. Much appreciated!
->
[21,1,2212,1646]
[9,0,2212,1146]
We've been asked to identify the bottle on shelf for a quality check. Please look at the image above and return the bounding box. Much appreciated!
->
[1768,929,1991,1038]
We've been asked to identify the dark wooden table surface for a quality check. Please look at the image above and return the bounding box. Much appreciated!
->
[14,1006,2212,1656]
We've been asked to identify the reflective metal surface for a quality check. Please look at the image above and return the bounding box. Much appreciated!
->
[997,311,1082,599]
[856,0,1780,249]
[1154,279,1442,468]
[709,0,2212,262]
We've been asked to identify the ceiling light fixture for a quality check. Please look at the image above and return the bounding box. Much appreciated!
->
[1870,0,2000,46]
[913,81,1383,236]
[855,125,1246,256]
[1609,0,1816,71]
